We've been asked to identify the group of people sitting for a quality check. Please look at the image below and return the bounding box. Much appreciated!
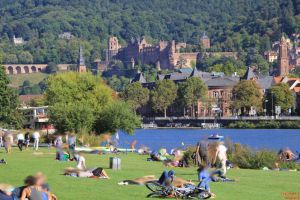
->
[278,148,299,162]
[0,172,56,200]
[148,148,190,168]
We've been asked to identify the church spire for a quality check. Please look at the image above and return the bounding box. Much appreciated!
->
[77,46,87,73]
[79,46,85,66]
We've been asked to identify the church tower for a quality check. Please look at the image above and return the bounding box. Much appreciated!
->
[278,36,289,76]
[200,32,210,49]
[77,46,87,73]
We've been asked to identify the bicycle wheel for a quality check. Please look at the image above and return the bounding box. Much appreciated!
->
[186,191,211,199]
[146,181,164,192]
[147,192,166,198]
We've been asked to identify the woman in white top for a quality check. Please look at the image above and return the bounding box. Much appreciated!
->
[213,142,228,175]
[74,153,86,170]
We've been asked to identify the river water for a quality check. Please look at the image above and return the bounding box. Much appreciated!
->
[117,129,300,152]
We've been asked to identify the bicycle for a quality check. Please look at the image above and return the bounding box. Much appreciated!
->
[145,181,211,199]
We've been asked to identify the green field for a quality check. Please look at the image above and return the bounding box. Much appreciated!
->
[8,73,48,87]
[0,148,299,200]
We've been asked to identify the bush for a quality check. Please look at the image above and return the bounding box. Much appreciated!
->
[280,121,300,129]
[256,121,280,129]
[77,132,105,147]
[227,121,255,129]
[183,146,197,166]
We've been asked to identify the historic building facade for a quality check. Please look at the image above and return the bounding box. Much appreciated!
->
[105,36,237,70]
[132,68,240,117]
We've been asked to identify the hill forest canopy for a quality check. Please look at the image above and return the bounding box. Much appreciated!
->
[0,0,299,68]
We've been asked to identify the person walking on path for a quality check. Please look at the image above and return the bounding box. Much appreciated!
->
[24,130,30,150]
[4,131,13,153]
[17,132,25,151]
[33,131,40,151]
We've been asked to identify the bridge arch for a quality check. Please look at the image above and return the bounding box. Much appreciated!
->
[31,66,37,73]
[24,66,30,73]
[16,66,22,74]
[7,66,14,75]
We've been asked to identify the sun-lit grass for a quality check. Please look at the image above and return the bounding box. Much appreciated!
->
[0,148,299,200]
[8,72,48,87]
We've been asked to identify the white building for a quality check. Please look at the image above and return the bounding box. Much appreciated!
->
[18,106,54,132]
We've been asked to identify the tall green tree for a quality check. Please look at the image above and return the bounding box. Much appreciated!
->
[0,66,23,128]
[45,72,139,134]
[232,80,262,115]
[178,77,208,117]
[122,82,149,113]
[151,80,177,118]
[266,83,294,114]
[95,101,141,135]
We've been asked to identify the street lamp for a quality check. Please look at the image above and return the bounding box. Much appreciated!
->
[271,92,274,118]
[264,99,268,117]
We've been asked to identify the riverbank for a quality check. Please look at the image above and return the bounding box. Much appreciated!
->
[227,120,300,129]
[0,148,299,200]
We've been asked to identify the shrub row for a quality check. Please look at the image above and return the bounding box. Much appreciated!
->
[227,121,300,129]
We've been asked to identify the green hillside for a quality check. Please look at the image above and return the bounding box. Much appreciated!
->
[0,0,299,66]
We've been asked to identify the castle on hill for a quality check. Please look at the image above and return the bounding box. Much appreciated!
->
[105,35,237,70]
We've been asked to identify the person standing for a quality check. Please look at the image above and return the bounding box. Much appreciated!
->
[24,130,30,150]
[17,132,25,151]
[213,142,228,175]
[33,131,40,151]
[68,133,76,154]
[4,131,13,153]
[54,135,63,149]
[0,130,3,150]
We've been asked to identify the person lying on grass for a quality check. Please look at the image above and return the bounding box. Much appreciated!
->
[118,173,194,187]
[64,167,110,179]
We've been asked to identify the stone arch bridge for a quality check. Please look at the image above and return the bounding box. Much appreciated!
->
[3,64,70,75]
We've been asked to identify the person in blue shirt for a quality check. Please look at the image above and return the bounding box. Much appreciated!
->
[158,170,175,186]
[0,190,13,200]
[197,165,211,192]
[197,164,235,194]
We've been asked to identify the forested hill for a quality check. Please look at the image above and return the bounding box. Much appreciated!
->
[0,0,299,65]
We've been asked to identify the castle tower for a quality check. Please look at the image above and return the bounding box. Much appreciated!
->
[278,36,289,76]
[106,37,119,65]
[200,32,210,49]
[77,46,87,73]
[108,36,119,50]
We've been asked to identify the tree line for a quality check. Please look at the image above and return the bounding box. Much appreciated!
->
[122,79,296,117]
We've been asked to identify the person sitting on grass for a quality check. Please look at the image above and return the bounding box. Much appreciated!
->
[0,184,14,200]
[20,175,55,200]
[74,152,86,170]
[56,149,71,162]
[278,148,296,162]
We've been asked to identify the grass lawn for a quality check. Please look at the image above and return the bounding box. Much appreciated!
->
[8,73,48,87]
[0,148,299,200]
